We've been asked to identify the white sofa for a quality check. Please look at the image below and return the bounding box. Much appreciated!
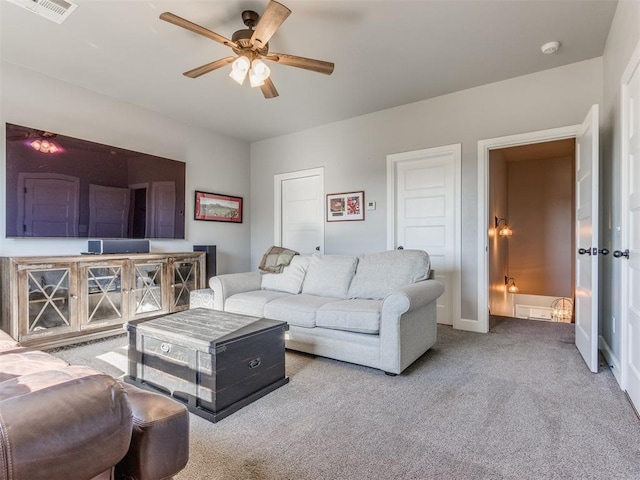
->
[209,250,444,375]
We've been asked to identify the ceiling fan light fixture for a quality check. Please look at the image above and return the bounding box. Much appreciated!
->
[229,68,248,85]
[229,55,250,85]
[251,58,270,80]
[30,138,59,153]
[249,69,265,87]
[248,58,270,88]
[160,1,334,99]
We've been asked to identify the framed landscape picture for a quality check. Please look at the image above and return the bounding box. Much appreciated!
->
[326,191,365,222]
[194,191,243,223]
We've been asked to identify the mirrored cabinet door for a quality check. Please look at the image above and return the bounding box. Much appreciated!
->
[170,258,200,311]
[81,263,127,329]
[131,261,166,318]
[21,265,76,340]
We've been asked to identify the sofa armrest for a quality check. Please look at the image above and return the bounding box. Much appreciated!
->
[379,279,444,375]
[209,272,262,311]
[382,279,445,315]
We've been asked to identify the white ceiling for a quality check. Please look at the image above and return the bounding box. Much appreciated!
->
[0,0,617,142]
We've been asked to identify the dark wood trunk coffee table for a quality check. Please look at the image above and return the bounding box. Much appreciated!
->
[125,308,289,423]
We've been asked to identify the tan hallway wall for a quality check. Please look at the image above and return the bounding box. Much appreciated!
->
[507,153,575,297]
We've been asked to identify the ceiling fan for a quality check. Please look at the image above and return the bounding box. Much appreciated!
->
[159,0,335,99]
[6,125,60,152]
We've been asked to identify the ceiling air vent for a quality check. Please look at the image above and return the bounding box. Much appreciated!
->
[6,0,78,24]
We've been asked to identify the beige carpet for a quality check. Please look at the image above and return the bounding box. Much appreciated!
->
[51,318,640,479]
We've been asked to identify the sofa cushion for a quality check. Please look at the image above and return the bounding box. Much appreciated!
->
[261,255,311,294]
[0,348,70,382]
[316,299,383,334]
[226,290,291,318]
[301,255,358,299]
[263,294,337,328]
[347,249,431,300]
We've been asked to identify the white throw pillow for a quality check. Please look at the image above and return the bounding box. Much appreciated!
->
[301,255,358,299]
[347,250,430,299]
[261,255,311,294]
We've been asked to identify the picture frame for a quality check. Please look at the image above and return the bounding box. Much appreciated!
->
[326,191,365,222]
[194,191,243,223]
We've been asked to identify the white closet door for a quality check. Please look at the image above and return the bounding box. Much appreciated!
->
[388,145,461,327]
[275,168,324,254]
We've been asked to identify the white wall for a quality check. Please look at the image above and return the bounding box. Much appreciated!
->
[251,58,602,321]
[0,63,251,274]
[600,1,640,365]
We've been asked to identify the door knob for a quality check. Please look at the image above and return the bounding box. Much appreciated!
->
[578,248,592,255]
[613,249,630,259]
[315,246,320,251]
[599,248,610,255]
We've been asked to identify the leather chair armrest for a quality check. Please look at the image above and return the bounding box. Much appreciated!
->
[0,366,132,480]
[116,383,189,480]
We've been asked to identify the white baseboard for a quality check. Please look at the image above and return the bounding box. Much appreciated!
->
[454,318,488,333]
[599,335,621,386]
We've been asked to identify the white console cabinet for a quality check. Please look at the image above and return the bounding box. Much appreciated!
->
[0,252,205,349]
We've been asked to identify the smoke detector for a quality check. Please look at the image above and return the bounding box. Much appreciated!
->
[541,41,560,55]
[6,0,78,24]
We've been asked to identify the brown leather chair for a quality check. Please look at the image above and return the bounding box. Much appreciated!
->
[0,332,189,480]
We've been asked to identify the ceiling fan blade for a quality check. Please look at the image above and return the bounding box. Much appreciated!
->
[250,1,291,51]
[160,12,238,49]
[260,77,279,99]
[183,56,236,78]
[265,53,334,75]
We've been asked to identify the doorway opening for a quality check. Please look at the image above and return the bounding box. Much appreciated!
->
[488,139,576,328]
[131,187,148,238]
[479,107,599,370]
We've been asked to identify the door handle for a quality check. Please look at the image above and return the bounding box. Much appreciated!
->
[613,249,630,259]
[315,246,320,251]
[578,247,607,255]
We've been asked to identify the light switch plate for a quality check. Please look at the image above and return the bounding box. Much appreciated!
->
[367,201,376,211]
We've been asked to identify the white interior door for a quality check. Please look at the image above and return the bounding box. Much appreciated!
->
[621,45,640,411]
[387,145,461,327]
[18,173,80,237]
[150,181,176,238]
[88,184,130,238]
[574,104,600,373]
[274,168,324,254]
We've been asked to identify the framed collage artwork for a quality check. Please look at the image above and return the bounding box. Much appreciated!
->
[326,191,364,222]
